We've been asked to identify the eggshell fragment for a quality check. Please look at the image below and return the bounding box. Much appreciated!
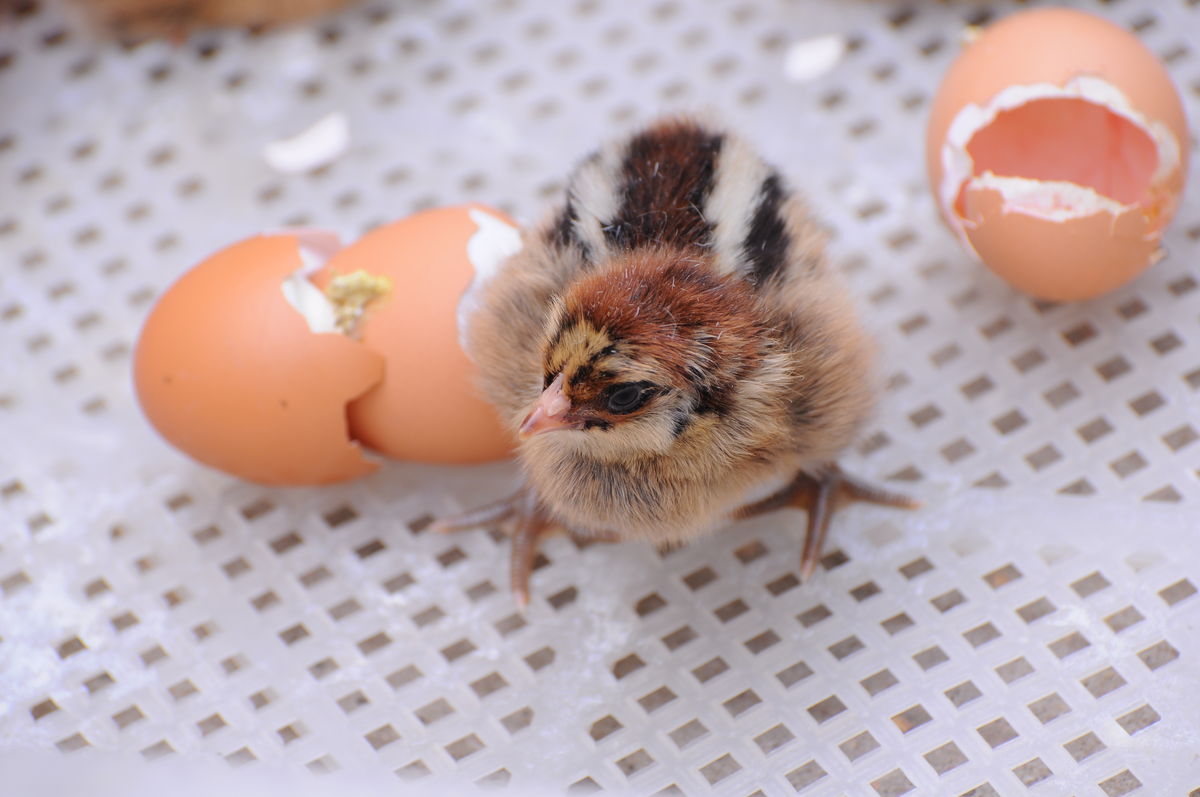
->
[961,182,1162,301]
[312,204,520,464]
[264,113,350,175]
[926,8,1188,301]
[134,235,384,485]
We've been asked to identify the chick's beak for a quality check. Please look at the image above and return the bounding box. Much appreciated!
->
[519,373,579,438]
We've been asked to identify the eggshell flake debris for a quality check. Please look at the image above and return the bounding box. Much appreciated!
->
[263,112,350,174]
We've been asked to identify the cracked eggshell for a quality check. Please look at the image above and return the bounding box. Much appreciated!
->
[312,204,519,464]
[134,235,384,485]
[926,8,1188,301]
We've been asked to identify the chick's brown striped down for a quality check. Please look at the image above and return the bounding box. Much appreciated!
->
[438,117,915,607]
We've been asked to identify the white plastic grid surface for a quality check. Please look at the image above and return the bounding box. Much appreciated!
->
[2,0,1199,795]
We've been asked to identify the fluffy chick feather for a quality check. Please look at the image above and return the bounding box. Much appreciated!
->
[449,116,910,603]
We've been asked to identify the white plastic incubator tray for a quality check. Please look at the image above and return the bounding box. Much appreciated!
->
[2,0,1199,795]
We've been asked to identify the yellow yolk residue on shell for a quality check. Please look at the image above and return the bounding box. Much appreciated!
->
[325,270,392,337]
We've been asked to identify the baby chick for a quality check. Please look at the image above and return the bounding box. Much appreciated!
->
[437,117,914,606]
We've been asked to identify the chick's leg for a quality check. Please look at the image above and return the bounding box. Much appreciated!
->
[734,466,917,580]
[431,489,556,610]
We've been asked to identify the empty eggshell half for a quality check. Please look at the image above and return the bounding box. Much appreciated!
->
[312,204,520,464]
[134,234,384,485]
[927,8,1188,301]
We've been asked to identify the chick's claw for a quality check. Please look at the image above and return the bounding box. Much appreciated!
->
[430,496,519,533]
[734,466,918,580]
[432,489,557,610]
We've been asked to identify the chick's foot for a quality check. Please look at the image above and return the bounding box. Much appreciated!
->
[734,466,917,580]
[431,489,567,609]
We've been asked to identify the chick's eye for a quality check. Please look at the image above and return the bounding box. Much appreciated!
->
[605,382,653,414]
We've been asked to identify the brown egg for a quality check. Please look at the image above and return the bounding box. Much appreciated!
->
[926,8,1188,301]
[134,234,384,485]
[312,204,520,464]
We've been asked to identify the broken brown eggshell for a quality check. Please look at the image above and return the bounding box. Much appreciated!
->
[926,7,1188,301]
[134,206,521,485]
[310,205,519,465]
[133,233,384,485]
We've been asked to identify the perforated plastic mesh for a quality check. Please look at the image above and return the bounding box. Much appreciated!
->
[2,0,1199,795]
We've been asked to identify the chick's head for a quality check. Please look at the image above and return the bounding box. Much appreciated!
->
[521,249,762,461]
